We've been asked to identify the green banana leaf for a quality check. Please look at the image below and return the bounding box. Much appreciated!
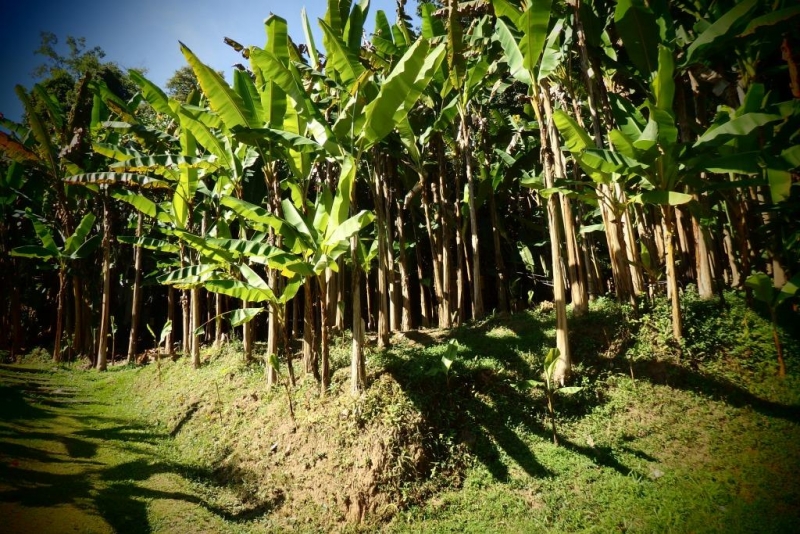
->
[129,70,178,120]
[518,0,552,77]
[63,213,97,256]
[683,0,758,66]
[614,0,661,74]
[180,42,259,130]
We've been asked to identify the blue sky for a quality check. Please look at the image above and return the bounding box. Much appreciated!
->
[0,0,410,122]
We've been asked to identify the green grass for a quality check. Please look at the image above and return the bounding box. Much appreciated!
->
[1,290,798,533]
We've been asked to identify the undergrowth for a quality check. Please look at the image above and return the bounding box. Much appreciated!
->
[4,287,798,533]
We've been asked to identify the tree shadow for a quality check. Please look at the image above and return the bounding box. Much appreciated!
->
[378,330,641,487]
[1,364,282,530]
[0,384,56,422]
[625,359,800,422]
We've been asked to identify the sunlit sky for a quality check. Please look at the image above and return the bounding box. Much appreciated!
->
[0,0,412,122]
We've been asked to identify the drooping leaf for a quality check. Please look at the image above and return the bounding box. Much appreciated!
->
[494,18,532,85]
[32,84,65,134]
[173,229,237,264]
[614,0,661,74]
[776,273,800,306]
[421,3,445,39]
[157,264,219,286]
[698,152,762,174]
[117,235,179,254]
[233,68,265,126]
[110,154,220,175]
[684,0,759,65]
[637,190,693,205]
[180,42,259,130]
[0,131,39,164]
[538,18,565,82]
[324,210,375,252]
[221,196,298,242]
[693,113,783,148]
[63,213,97,256]
[10,245,58,260]
[745,271,775,306]
[782,145,800,168]
[740,4,800,37]
[767,168,792,204]
[159,320,173,346]
[361,40,445,147]
[70,234,102,260]
[249,48,339,156]
[231,127,323,154]
[230,307,264,327]
[204,279,274,303]
[518,0,552,77]
[65,172,171,189]
[16,86,59,178]
[319,19,366,87]
[553,110,594,152]
[129,70,178,120]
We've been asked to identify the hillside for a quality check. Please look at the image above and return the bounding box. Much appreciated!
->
[2,291,799,532]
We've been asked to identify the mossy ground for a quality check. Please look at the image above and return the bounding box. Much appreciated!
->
[1,291,798,533]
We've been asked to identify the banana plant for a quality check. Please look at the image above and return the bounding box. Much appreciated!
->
[526,347,584,446]
[11,211,100,361]
[745,272,800,378]
[222,156,374,392]
[491,0,572,383]
[554,46,799,342]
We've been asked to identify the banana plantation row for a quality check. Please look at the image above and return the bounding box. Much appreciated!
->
[1,0,798,392]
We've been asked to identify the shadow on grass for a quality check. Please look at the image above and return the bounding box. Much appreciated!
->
[0,365,281,531]
[377,302,799,486]
[378,331,636,485]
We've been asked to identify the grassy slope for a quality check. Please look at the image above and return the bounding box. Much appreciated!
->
[1,291,799,533]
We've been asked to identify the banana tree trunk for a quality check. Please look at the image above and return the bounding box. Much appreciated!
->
[53,268,66,363]
[420,170,446,328]
[127,212,144,363]
[454,150,467,325]
[191,286,201,368]
[542,86,588,315]
[460,111,484,320]
[319,272,330,393]
[693,209,714,299]
[438,139,454,328]
[662,205,683,342]
[242,299,253,361]
[380,171,400,333]
[533,87,570,384]
[11,281,21,359]
[396,204,412,331]
[373,156,391,348]
[489,189,509,315]
[166,286,175,355]
[303,277,318,379]
[266,268,279,387]
[181,290,190,355]
[215,293,223,347]
[351,235,366,395]
[96,199,111,371]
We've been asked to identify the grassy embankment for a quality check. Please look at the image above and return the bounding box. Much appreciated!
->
[1,290,799,533]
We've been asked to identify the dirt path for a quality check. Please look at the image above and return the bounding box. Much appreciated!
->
[0,364,241,534]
